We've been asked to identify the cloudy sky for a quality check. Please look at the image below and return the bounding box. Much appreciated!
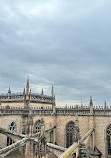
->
[0,0,111,107]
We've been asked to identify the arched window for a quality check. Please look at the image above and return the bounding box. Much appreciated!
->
[34,120,41,134]
[5,105,10,109]
[7,122,16,146]
[107,125,111,155]
[66,121,74,148]
[9,122,16,131]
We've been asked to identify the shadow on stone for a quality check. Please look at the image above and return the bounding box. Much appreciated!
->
[5,149,21,158]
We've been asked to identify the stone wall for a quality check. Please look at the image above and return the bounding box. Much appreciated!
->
[55,115,89,147]
[94,116,111,158]
[0,109,111,157]
[0,115,22,148]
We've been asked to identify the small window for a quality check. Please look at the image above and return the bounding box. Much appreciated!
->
[34,120,41,134]
[7,122,16,146]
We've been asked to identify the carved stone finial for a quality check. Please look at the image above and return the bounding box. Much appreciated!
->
[26,78,29,96]
[73,114,80,142]
[8,86,11,94]
[90,96,93,104]
[23,88,25,95]
[104,101,107,109]
[8,86,11,99]
[29,89,32,101]
[90,96,93,114]
[41,88,44,96]
[81,98,83,106]
[51,85,54,97]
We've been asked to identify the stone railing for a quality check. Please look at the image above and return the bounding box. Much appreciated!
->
[0,105,111,116]
[30,93,54,104]
[0,107,29,115]
[56,105,111,116]
[56,105,90,115]
[0,93,23,99]
[31,97,53,104]
[0,106,53,115]
[93,106,111,115]
[0,92,54,104]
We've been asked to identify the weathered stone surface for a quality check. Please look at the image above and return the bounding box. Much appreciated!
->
[5,149,21,158]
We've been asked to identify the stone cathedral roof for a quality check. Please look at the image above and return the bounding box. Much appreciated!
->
[0,79,55,105]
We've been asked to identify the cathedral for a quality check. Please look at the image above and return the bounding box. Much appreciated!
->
[0,79,111,158]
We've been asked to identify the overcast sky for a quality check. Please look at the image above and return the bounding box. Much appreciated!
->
[0,0,111,106]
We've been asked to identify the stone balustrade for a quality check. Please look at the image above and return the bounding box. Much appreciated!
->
[0,105,111,116]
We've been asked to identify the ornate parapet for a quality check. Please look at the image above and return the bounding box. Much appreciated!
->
[31,93,54,104]
[0,93,24,103]
[0,106,29,115]
[0,105,111,116]
[93,105,111,115]
[56,104,111,116]
[0,93,55,105]
[56,105,90,115]
[32,107,53,115]
[0,106,53,116]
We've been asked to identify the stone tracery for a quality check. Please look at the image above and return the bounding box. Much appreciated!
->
[107,125,111,155]
[7,122,16,146]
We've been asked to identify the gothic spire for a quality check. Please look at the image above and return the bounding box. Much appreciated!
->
[24,87,25,92]
[8,86,11,94]
[8,86,11,99]
[23,88,25,95]
[104,101,107,109]
[51,85,54,97]
[81,98,83,106]
[89,96,94,114]
[73,114,80,142]
[41,88,44,96]
[26,78,29,95]
[90,96,93,105]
